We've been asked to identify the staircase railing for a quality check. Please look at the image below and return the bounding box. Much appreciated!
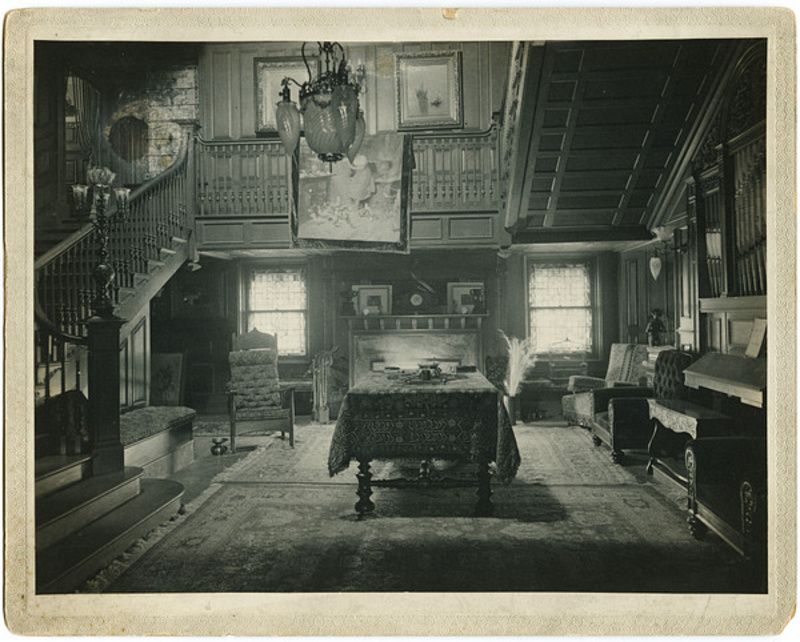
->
[34,133,193,400]
[35,134,192,340]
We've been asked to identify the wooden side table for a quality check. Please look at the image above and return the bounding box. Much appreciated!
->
[645,398,732,480]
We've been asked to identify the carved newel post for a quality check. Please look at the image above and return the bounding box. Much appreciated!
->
[73,167,131,475]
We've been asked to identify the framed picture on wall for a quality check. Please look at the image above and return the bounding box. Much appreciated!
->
[150,352,186,406]
[447,281,484,314]
[395,50,463,130]
[254,57,318,134]
[352,285,392,316]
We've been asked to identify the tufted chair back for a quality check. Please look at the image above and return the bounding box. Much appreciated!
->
[229,329,283,420]
[605,343,649,386]
[653,349,698,400]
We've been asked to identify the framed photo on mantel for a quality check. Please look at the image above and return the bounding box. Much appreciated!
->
[395,50,463,130]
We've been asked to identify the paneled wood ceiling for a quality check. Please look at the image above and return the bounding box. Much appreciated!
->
[512,40,733,243]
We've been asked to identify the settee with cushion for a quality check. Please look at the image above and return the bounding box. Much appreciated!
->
[562,343,649,426]
[582,349,698,462]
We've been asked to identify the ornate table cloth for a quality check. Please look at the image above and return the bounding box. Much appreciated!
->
[328,371,521,516]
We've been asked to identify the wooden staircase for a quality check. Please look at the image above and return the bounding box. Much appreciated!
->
[33,133,196,593]
[35,460,183,593]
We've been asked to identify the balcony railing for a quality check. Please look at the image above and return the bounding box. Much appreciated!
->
[195,123,499,218]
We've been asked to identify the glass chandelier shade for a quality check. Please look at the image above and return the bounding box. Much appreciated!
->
[274,42,364,163]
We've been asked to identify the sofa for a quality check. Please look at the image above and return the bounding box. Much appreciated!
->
[583,349,698,463]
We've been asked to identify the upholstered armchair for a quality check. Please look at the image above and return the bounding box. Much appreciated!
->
[228,329,295,451]
[589,349,698,463]
[562,343,648,425]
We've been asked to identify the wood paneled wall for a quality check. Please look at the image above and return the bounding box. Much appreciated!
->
[198,42,511,140]
[618,245,677,346]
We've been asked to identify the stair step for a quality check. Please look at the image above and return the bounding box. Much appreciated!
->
[117,287,136,303]
[133,273,150,287]
[36,467,144,551]
[171,236,188,246]
[160,247,177,261]
[36,478,184,594]
[147,258,165,273]
[35,455,92,498]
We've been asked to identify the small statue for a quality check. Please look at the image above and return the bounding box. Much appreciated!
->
[644,308,666,347]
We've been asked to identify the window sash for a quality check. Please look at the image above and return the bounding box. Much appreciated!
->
[246,268,308,356]
[528,261,594,355]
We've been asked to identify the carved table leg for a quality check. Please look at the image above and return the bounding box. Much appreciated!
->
[418,459,431,483]
[355,459,375,517]
[475,460,494,517]
[646,419,660,475]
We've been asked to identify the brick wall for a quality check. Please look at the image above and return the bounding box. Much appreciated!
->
[103,65,199,183]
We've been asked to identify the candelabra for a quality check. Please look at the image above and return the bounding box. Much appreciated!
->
[71,167,131,318]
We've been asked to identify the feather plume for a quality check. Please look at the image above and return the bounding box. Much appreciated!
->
[498,330,537,397]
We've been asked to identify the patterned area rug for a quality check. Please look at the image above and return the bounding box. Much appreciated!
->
[210,421,637,486]
[107,481,750,593]
[100,420,760,593]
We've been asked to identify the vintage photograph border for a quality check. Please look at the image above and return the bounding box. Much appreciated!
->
[3,6,796,636]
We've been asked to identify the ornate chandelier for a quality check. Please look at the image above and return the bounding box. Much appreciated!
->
[275,42,365,163]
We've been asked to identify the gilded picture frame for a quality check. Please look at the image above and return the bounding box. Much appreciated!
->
[395,50,463,130]
[254,56,317,134]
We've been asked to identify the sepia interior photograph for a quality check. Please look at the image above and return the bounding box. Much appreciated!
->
[29,34,772,598]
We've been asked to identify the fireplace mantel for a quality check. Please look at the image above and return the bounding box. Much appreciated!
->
[346,313,487,385]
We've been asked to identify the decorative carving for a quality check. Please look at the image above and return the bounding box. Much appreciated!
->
[740,480,756,552]
[726,49,767,139]
[685,446,697,512]
[692,112,722,171]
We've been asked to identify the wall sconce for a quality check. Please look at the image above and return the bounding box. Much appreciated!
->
[649,225,674,281]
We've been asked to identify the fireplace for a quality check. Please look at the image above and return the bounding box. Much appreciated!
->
[347,313,486,385]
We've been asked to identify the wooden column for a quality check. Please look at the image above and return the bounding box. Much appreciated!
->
[86,315,126,475]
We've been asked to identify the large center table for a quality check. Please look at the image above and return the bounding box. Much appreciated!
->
[327,370,521,516]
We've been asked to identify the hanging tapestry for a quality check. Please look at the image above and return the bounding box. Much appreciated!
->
[290,131,413,253]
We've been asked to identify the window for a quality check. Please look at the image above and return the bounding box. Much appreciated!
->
[528,261,594,354]
[246,268,308,356]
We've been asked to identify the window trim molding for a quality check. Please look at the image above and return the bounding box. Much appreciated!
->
[241,261,310,359]
[524,253,601,360]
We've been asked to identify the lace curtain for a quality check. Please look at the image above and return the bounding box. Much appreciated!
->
[528,262,593,354]
[247,269,308,356]
[68,75,102,165]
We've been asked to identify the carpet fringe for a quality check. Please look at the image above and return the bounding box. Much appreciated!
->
[80,482,225,593]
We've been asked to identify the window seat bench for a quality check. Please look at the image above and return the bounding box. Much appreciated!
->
[121,406,196,478]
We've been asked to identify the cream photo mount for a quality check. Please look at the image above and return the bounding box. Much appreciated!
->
[352,284,393,316]
[446,281,484,314]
